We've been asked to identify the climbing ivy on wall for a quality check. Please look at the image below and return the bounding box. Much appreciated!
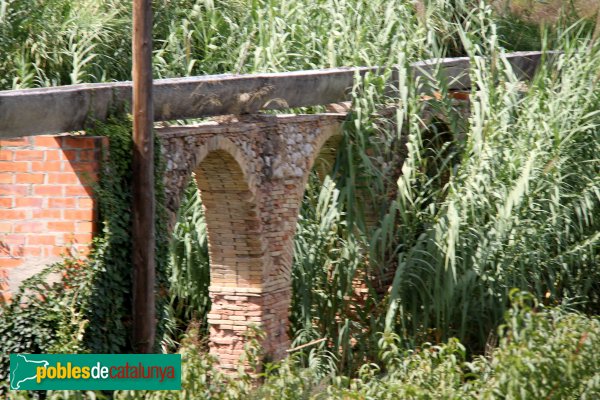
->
[83,115,170,353]
[0,115,171,392]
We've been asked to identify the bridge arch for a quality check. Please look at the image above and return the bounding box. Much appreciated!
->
[185,136,270,369]
[158,114,345,371]
[192,137,265,290]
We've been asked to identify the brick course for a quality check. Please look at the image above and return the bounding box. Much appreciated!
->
[0,135,105,298]
[159,113,344,371]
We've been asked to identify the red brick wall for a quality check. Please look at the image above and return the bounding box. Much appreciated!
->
[0,135,106,300]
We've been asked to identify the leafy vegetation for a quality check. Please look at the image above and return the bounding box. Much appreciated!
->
[163,178,211,350]
[82,116,170,354]
[116,292,600,399]
[1,0,599,398]
[0,258,91,392]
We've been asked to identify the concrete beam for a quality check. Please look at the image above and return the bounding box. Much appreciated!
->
[0,51,553,138]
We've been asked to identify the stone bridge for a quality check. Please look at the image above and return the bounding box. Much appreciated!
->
[0,51,548,370]
[0,111,345,370]
[159,114,343,367]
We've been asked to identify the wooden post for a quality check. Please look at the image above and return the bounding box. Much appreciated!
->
[132,0,155,353]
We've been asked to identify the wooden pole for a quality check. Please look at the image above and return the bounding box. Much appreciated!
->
[132,0,155,353]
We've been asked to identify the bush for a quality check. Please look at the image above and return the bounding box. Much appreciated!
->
[0,258,92,393]
[295,292,600,400]
[484,291,600,399]
[111,291,600,400]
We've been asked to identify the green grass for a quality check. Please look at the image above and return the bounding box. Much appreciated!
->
[2,0,568,90]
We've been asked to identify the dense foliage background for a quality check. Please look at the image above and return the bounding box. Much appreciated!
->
[0,0,599,398]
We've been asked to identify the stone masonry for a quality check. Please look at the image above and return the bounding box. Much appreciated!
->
[159,113,344,370]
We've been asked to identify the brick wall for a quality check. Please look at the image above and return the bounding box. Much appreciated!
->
[208,288,290,371]
[0,115,344,370]
[0,135,105,300]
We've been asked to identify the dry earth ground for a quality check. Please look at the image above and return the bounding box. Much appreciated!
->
[417,1,600,41]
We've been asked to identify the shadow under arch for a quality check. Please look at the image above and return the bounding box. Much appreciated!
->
[192,146,266,291]
[157,113,347,371]
[187,136,272,370]
[306,127,344,184]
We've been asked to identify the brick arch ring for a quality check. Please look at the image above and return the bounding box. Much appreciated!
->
[158,113,345,371]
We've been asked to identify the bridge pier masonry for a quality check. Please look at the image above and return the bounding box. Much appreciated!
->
[159,113,344,371]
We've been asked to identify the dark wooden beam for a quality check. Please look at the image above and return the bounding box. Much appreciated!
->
[131,0,155,354]
[0,51,556,138]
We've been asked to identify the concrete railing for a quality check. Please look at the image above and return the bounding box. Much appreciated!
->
[0,51,555,138]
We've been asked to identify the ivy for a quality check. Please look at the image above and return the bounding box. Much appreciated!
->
[0,115,170,393]
[83,117,135,352]
[0,258,92,392]
[84,115,170,353]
